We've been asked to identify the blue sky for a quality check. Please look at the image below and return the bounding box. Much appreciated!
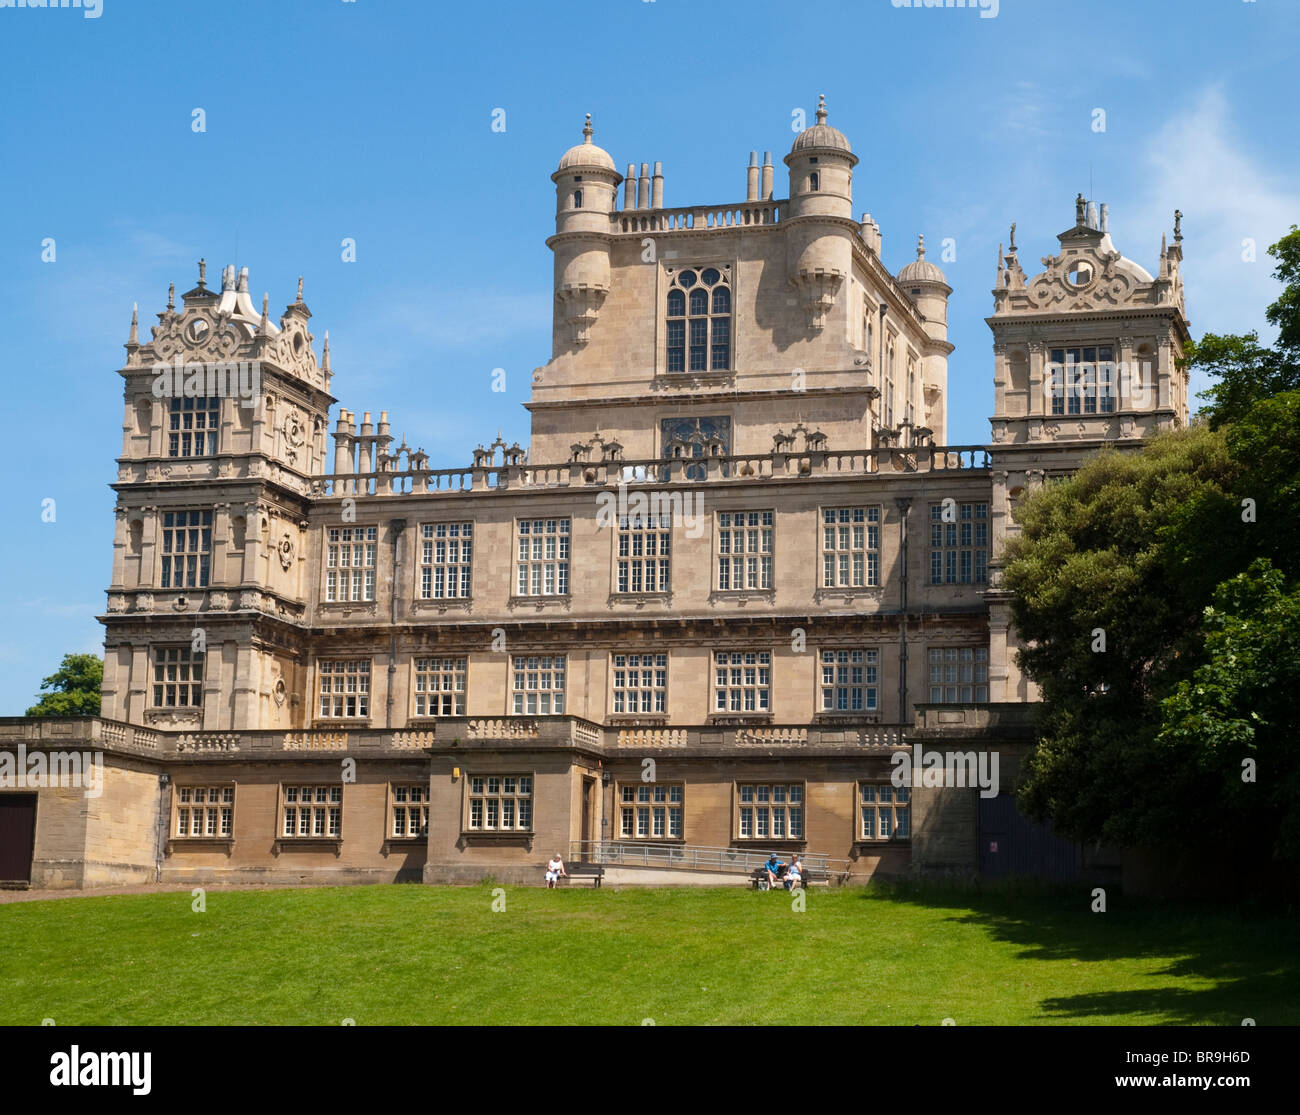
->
[0,0,1296,713]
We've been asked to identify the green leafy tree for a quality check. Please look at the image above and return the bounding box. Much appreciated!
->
[1159,560,1300,860]
[26,654,103,717]
[1003,426,1244,851]
[1190,226,1300,428]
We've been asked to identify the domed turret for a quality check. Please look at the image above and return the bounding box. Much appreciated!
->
[898,235,946,285]
[784,95,857,332]
[548,115,622,352]
[556,114,617,174]
[785,94,857,221]
[899,235,951,343]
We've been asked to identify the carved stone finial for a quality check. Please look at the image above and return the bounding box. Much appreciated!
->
[198,258,207,288]
[322,330,331,372]
[1009,221,1017,251]
[1173,209,1183,242]
[297,275,304,302]
[127,302,139,346]
[1075,194,1086,225]
[916,233,926,260]
[582,113,592,142]
[815,93,827,125]
[167,282,175,310]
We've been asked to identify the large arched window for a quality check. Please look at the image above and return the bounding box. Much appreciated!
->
[666,266,732,372]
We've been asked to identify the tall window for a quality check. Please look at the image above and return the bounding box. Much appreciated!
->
[413,657,466,717]
[515,518,569,596]
[160,510,212,589]
[153,646,203,707]
[326,526,377,602]
[175,785,233,838]
[860,784,910,840]
[466,775,532,832]
[282,785,342,838]
[318,659,370,719]
[616,514,671,593]
[929,502,989,585]
[819,649,878,712]
[1049,346,1116,415]
[512,656,565,715]
[737,783,804,840]
[906,359,917,425]
[612,653,667,714]
[666,267,731,373]
[928,647,989,703]
[884,338,896,426]
[620,783,683,839]
[420,522,472,599]
[390,784,429,838]
[168,397,219,457]
[714,650,771,713]
[717,511,773,591]
[821,507,880,587]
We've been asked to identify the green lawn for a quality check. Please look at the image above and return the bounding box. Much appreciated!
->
[1,882,1294,1025]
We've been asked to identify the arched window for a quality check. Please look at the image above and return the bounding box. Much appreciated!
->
[666,266,731,372]
[809,172,820,192]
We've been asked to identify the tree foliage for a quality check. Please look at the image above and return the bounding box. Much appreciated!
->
[26,653,103,717]
[1190,225,1300,428]
[1005,226,1300,866]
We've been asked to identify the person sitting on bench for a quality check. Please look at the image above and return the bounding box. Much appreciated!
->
[545,853,567,889]
[762,853,784,890]
[784,854,803,890]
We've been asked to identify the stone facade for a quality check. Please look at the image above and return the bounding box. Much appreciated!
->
[0,102,1188,888]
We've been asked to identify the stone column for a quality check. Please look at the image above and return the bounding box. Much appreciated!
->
[1027,341,1046,417]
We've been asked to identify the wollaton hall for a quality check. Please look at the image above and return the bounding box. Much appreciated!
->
[0,99,1191,889]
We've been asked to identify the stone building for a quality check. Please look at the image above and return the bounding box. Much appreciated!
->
[0,100,1190,889]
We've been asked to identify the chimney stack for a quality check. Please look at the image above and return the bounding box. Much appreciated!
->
[760,151,773,200]
[651,161,663,209]
[623,164,635,210]
[746,151,759,201]
[637,162,650,210]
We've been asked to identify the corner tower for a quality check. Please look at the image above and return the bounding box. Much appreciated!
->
[548,114,622,352]
[784,94,858,331]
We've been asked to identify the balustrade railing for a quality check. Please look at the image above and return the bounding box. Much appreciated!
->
[311,442,991,499]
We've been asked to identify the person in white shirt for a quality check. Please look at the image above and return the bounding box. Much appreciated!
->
[784,855,803,890]
[545,854,567,888]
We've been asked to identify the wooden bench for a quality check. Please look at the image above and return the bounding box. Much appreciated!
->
[551,862,605,888]
[751,865,816,890]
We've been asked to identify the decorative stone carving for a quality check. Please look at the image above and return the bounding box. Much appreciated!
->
[278,532,295,570]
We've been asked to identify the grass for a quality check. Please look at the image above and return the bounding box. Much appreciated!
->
[0,881,1295,1025]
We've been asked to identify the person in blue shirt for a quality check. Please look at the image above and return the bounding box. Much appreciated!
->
[763,853,783,890]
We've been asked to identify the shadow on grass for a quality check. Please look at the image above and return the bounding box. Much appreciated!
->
[858,879,1300,1025]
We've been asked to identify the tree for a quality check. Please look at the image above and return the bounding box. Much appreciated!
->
[1190,226,1300,428]
[1002,426,1245,852]
[26,654,103,717]
[1159,560,1300,861]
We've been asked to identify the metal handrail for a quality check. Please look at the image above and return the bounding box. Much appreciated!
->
[569,840,846,875]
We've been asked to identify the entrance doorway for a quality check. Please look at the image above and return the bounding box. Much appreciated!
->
[581,777,595,851]
[0,794,38,885]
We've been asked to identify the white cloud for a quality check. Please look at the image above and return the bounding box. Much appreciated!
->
[1129,85,1298,341]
